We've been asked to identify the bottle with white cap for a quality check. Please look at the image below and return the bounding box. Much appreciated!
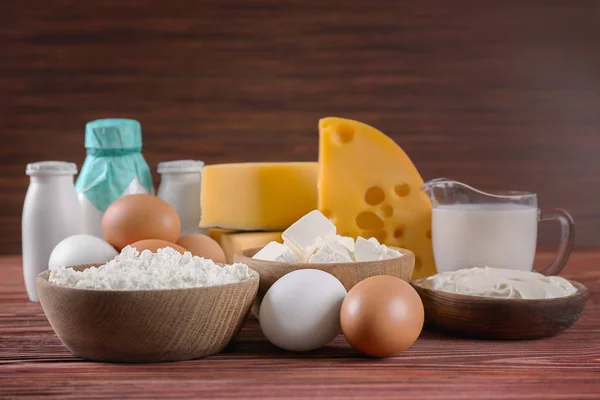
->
[22,161,84,301]
[157,160,206,235]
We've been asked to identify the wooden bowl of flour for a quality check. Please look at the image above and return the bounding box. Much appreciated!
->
[36,264,258,363]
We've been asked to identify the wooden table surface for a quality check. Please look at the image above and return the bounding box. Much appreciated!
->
[1,252,599,399]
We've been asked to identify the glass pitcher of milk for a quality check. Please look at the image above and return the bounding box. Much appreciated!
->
[422,178,574,275]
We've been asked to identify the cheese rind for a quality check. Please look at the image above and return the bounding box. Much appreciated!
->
[208,229,283,263]
[318,117,435,278]
[200,162,318,231]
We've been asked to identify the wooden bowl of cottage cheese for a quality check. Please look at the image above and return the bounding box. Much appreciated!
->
[235,245,414,318]
[411,267,588,340]
[36,247,259,363]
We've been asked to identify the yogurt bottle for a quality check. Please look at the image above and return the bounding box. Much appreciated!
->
[76,119,154,238]
[157,160,206,235]
[22,161,84,301]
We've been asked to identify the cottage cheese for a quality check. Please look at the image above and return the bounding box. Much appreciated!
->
[354,237,402,262]
[49,246,250,290]
[253,211,403,264]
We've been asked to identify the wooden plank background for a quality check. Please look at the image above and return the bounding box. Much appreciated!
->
[1,0,600,254]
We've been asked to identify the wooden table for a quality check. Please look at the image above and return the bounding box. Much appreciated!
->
[1,252,599,399]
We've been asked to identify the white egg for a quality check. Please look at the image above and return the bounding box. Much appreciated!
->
[259,269,347,351]
[48,234,118,269]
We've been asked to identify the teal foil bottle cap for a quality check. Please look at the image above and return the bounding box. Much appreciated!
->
[85,118,142,150]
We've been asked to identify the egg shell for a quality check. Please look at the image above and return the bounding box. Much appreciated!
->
[340,275,424,358]
[49,234,118,268]
[177,234,226,263]
[102,194,181,250]
[130,239,187,254]
[259,269,347,352]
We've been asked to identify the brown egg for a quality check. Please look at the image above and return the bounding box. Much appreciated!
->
[102,194,181,250]
[177,234,226,263]
[340,275,424,357]
[130,239,187,254]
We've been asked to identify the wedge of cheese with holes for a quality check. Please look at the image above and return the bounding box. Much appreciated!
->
[200,162,318,231]
[209,229,283,263]
[318,117,435,279]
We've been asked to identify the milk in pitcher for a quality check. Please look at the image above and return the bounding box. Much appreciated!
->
[432,203,538,272]
[423,178,574,276]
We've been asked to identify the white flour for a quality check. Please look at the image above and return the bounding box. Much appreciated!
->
[49,246,250,290]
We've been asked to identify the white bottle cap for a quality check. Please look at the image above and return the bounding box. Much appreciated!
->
[157,160,205,174]
[26,161,78,176]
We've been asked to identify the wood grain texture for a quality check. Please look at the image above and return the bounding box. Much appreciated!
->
[412,279,588,340]
[2,0,600,255]
[36,265,259,363]
[235,246,414,317]
[1,251,600,399]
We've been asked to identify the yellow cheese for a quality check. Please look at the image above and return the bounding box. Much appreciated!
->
[318,117,435,279]
[208,229,283,263]
[200,162,318,231]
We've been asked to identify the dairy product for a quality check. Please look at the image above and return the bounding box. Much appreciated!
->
[354,237,402,262]
[49,246,250,290]
[282,210,336,262]
[309,242,353,263]
[253,241,299,263]
[253,211,402,264]
[22,161,84,302]
[318,117,435,279]
[209,229,283,263]
[200,162,318,230]
[76,119,153,239]
[421,267,577,299]
[432,204,538,273]
[334,235,355,253]
[157,160,206,235]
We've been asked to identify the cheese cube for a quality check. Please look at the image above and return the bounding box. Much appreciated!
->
[209,229,283,263]
[282,210,336,262]
[354,237,402,262]
[253,242,299,263]
[333,235,355,253]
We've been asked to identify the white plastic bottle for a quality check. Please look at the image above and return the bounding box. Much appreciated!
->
[22,162,84,301]
[157,160,206,235]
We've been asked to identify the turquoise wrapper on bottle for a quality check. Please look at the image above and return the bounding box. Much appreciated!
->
[76,118,154,212]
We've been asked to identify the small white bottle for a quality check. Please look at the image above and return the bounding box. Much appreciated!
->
[22,162,84,301]
[157,160,206,235]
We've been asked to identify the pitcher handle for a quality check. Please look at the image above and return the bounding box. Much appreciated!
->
[539,208,575,276]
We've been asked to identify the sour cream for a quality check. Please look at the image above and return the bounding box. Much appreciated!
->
[421,267,577,299]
